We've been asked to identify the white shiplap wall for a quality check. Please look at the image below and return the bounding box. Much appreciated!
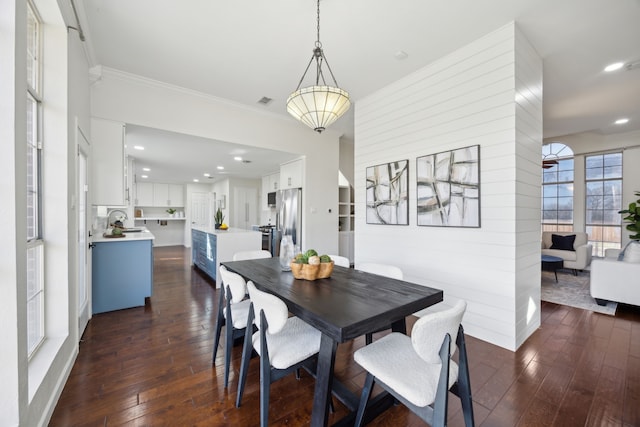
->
[354,22,542,350]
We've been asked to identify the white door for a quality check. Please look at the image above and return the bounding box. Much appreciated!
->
[191,191,210,228]
[233,187,258,230]
[77,124,91,339]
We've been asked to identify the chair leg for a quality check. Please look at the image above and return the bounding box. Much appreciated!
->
[354,373,374,427]
[260,356,271,427]
[224,311,233,388]
[236,305,255,408]
[259,311,271,427]
[456,326,475,427]
[212,290,225,363]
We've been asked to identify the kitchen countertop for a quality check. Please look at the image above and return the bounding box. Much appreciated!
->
[134,217,186,221]
[93,228,155,243]
[191,226,261,236]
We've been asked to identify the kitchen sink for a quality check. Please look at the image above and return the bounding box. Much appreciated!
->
[123,227,145,232]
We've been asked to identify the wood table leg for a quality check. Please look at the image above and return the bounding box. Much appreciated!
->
[311,333,338,427]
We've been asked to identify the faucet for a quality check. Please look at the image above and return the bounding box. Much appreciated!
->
[107,209,128,227]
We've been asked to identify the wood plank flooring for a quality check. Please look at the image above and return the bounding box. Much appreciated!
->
[49,246,640,426]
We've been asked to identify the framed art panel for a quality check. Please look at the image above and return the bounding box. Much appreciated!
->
[416,145,480,227]
[366,160,409,225]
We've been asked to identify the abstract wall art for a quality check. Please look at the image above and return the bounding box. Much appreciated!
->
[366,160,409,225]
[416,145,480,227]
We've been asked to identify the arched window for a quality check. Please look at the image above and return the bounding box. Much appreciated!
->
[542,142,574,232]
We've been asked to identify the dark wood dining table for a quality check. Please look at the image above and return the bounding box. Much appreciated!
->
[222,257,443,427]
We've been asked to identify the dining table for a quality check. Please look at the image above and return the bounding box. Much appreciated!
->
[222,257,443,427]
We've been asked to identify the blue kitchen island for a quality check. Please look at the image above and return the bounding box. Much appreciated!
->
[191,226,262,286]
[92,229,155,314]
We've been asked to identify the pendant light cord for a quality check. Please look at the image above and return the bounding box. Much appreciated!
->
[316,0,321,47]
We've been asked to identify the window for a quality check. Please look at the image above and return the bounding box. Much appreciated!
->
[542,143,574,232]
[26,1,44,357]
[585,152,622,257]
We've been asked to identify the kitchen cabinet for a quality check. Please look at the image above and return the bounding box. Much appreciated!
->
[135,182,184,207]
[261,172,279,210]
[153,183,169,206]
[191,226,261,286]
[168,184,184,207]
[136,182,154,206]
[92,238,154,313]
[280,158,303,189]
[91,118,126,206]
[192,229,217,279]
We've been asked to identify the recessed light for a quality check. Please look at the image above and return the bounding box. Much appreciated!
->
[193,179,199,182]
[203,173,211,177]
[604,62,624,72]
[142,167,150,172]
[141,175,148,178]
[234,156,243,161]
[615,118,629,125]
[217,166,224,170]
[134,145,145,150]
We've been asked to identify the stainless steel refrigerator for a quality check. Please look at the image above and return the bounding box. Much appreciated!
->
[275,188,302,256]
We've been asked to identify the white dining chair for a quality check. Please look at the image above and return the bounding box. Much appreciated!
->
[233,250,272,261]
[354,300,474,427]
[212,265,253,388]
[236,281,322,426]
[328,254,350,268]
[357,262,403,344]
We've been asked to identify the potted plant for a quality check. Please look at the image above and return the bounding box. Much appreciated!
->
[166,208,176,218]
[214,208,225,229]
[619,191,640,241]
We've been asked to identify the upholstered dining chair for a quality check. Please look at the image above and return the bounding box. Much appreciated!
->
[233,250,272,261]
[357,262,403,344]
[236,281,322,426]
[353,300,474,427]
[212,265,253,388]
[328,254,350,268]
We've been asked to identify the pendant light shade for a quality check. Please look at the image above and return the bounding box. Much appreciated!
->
[286,0,350,133]
[287,85,351,133]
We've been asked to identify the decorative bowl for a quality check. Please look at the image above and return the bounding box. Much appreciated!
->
[290,261,334,280]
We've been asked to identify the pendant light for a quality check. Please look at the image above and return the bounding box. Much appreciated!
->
[286,0,351,133]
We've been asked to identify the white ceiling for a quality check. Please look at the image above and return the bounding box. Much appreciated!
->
[77,0,640,184]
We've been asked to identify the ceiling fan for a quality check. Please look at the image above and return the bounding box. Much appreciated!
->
[542,159,558,169]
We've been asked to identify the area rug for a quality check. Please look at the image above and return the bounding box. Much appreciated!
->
[541,270,617,315]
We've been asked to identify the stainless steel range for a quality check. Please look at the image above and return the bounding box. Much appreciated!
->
[257,225,276,255]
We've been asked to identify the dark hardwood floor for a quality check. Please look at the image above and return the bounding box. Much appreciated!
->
[50,246,640,426]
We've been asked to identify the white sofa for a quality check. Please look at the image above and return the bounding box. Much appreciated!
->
[541,231,593,271]
[590,247,640,306]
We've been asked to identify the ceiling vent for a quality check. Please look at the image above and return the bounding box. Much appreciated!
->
[627,60,640,71]
[257,97,273,105]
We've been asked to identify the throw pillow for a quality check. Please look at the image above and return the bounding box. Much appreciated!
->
[623,241,640,263]
[550,234,576,251]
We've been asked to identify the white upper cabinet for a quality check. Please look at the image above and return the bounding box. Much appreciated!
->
[168,184,184,207]
[135,182,154,206]
[153,183,169,206]
[269,173,279,192]
[135,182,184,207]
[280,159,303,189]
[261,173,279,210]
[91,118,126,206]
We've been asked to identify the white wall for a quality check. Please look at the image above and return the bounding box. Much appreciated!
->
[1,2,25,424]
[513,28,544,348]
[1,0,92,425]
[546,130,640,247]
[90,69,341,255]
[354,23,542,351]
